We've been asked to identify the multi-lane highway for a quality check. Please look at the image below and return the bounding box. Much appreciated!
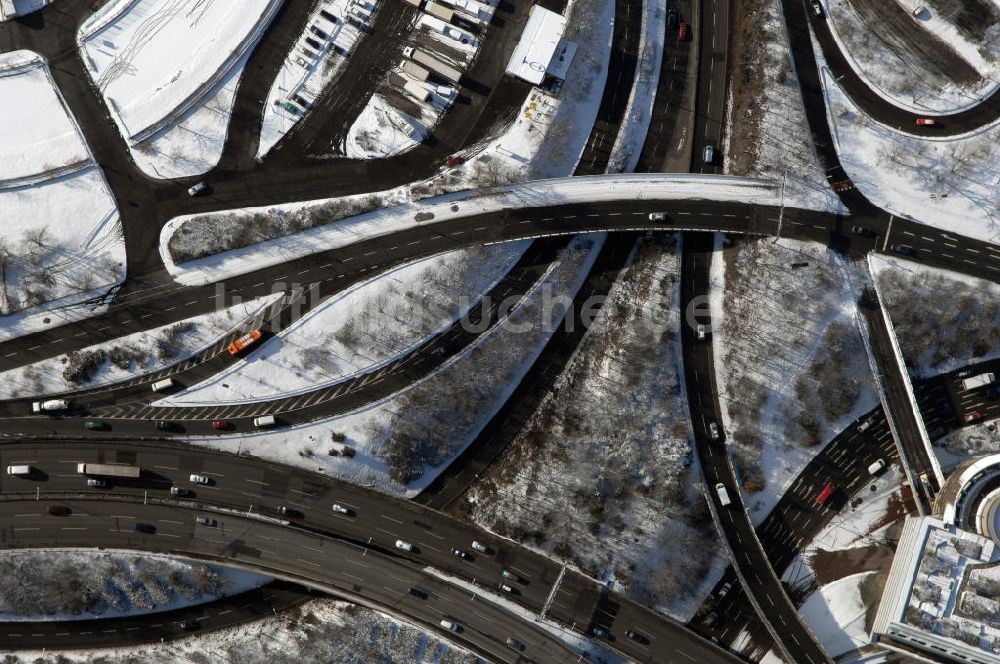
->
[0,439,742,664]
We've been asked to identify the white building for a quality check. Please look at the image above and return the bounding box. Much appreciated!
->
[505,5,576,86]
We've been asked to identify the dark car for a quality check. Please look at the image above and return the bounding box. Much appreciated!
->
[320,9,338,22]
[407,587,428,600]
[179,620,200,631]
[666,8,678,27]
[47,505,71,516]
[890,244,916,256]
[84,420,109,430]
[309,25,327,39]
[591,625,610,639]
[451,547,473,561]
[305,36,322,50]
[625,629,650,644]
[155,420,175,431]
[135,522,156,534]
[851,225,875,238]
[277,506,302,519]
[505,637,526,652]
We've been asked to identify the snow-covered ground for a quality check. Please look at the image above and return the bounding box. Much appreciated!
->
[871,253,1000,377]
[709,236,877,524]
[183,236,602,498]
[0,295,279,398]
[724,0,845,213]
[18,597,483,664]
[0,51,89,182]
[934,418,1000,472]
[0,52,124,318]
[464,236,729,621]
[796,572,877,656]
[0,550,268,621]
[257,0,368,158]
[160,173,780,286]
[160,243,528,405]
[820,62,1000,244]
[822,0,1000,113]
[78,0,283,178]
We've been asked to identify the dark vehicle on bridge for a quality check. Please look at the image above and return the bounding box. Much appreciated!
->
[135,523,156,534]
[408,587,428,600]
[47,505,71,516]
[84,420,109,430]
[156,420,177,431]
[625,629,650,644]
[277,506,302,518]
[851,225,875,237]
[505,637,526,651]
[451,547,473,561]
[180,620,200,631]
[890,243,916,256]
[666,8,678,27]
[590,625,610,639]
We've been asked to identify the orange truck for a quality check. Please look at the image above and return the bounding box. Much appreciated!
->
[228,329,262,355]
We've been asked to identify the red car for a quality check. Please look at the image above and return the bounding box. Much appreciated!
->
[816,482,835,505]
[915,118,936,126]
[678,21,688,40]
[211,420,232,430]
[964,411,984,423]
[446,155,465,168]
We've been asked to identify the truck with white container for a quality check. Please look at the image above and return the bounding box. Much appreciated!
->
[962,372,995,391]
[32,399,68,413]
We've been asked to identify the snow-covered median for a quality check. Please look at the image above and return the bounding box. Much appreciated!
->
[184,235,603,498]
[821,66,1000,243]
[159,243,529,405]
[0,550,268,621]
[78,0,283,178]
[710,236,877,524]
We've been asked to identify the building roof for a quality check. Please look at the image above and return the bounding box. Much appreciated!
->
[505,5,567,85]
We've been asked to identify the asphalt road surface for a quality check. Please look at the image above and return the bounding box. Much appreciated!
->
[680,233,834,664]
[0,439,742,664]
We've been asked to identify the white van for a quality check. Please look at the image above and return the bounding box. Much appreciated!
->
[715,482,731,506]
[6,465,32,476]
[395,539,415,552]
[253,415,276,428]
[151,378,175,392]
[867,458,886,475]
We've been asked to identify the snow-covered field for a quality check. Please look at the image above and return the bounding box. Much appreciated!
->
[184,236,603,498]
[160,173,780,286]
[160,243,528,405]
[872,254,1000,377]
[257,0,368,157]
[710,236,877,524]
[0,550,268,621]
[0,52,124,318]
[465,236,728,621]
[822,0,1000,112]
[18,597,482,664]
[0,295,279,398]
[0,51,89,182]
[796,572,876,656]
[821,65,1000,244]
[78,0,282,177]
[724,0,844,213]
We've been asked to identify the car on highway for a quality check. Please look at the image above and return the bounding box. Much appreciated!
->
[816,481,836,505]
[868,458,886,475]
[331,503,353,516]
[499,583,517,594]
[678,21,688,40]
[858,415,875,432]
[912,6,927,17]
[253,415,277,428]
[625,629,650,644]
[709,422,721,440]
[451,547,473,561]
[156,420,177,431]
[277,506,302,518]
[84,420,108,431]
[890,243,916,256]
[47,505,71,516]
[697,323,708,340]
[666,8,678,27]
[703,144,714,164]
[135,522,156,534]
[851,225,875,238]
[170,486,192,497]
[471,540,492,554]
[501,568,521,582]
[649,212,669,222]
[187,182,208,197]
[703,612,718,627]
[446,155,465,168]
[810,1,823,16]
[87,478,108,488]
[915,117,936,126]
[32,399,68,414]
[590,625,610,639]
[180,620,200,631]
[6,464,33,477]
[228,329,263,355]
[189,474,211,485]
[505,637,526,652]
[211,420,232,430]
[965,411,985,423]
[715,483,731,506]
[395,539,416,552]
[196,516,218,527]
[718,580,733,597]
[408,587,428,599]
[151,378,175,393]
[957,368,973,378]
[440,620,461,633]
